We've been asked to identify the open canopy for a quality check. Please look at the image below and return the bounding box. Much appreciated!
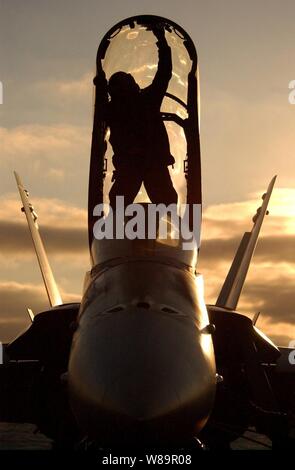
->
[88,15,201,249]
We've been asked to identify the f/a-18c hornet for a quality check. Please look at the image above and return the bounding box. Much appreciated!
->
[0,15,294,450]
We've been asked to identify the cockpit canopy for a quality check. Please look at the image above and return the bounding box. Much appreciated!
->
[88,16,201,268]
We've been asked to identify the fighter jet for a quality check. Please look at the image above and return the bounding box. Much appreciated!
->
[0,15,294,450]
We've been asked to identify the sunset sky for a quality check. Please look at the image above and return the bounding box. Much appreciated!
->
[0,0,294,345]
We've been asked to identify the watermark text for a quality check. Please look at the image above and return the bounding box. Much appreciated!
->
[93,197,201,250]
[288,340,295,364]
[288,80,295,104]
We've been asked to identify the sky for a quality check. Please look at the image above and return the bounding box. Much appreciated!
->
[0,0,294,345]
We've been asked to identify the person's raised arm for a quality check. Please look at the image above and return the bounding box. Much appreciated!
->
[148,26,172,100]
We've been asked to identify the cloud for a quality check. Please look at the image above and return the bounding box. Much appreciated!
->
[0,195,88,319]
[197,191,295,346]
[0,220,87,256]
[0,124,89,161]
[0,194,87,228]
[0,123,91,205]
[201,85,295,206]
[0,186,294,346]
[47,168,65,182]
[38,72,94,99]
[0,195,88,257]
[202,187,295,239]
[199,234,295,265]
[0,281,80,343]
[240,276,295,324]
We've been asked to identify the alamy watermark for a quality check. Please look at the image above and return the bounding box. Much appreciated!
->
[0,342,3,365]
[93,197,201,250]
[288,80,295,104]
[0,81,3,104]
[288,340,295,365]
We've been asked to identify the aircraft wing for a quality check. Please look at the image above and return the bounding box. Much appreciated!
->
[215,176,276,310]
[14,171,62,307]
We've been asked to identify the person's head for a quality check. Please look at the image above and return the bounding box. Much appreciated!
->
[108,72,140,100]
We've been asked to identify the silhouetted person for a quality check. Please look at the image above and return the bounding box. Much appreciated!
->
[96,27,178,207]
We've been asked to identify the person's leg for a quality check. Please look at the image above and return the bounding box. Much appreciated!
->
[109,166,143,208]
[144,166,178,205]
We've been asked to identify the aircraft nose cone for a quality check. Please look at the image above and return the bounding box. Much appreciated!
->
[107,369,179,421]
[69,306,215,444]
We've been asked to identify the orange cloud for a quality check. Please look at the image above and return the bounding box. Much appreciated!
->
[37,72,93,98]
[0,281,81,343]
[198,188,295,345]
[0,125,89,160]
[0,194,87,228]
